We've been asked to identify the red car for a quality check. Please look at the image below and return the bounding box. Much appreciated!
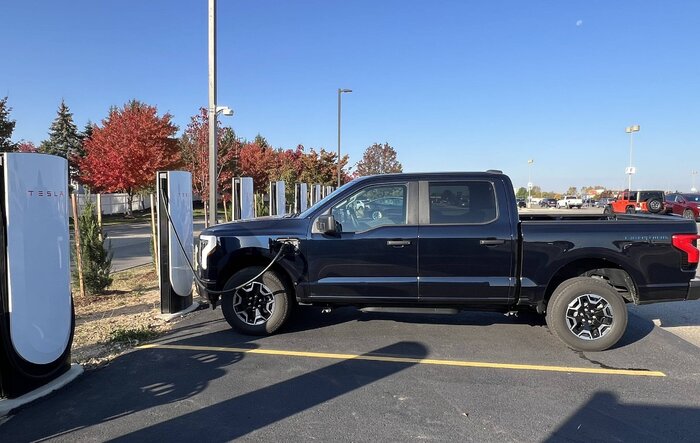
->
[664,193,700,220]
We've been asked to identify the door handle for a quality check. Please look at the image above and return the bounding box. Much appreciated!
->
[387,240,411,247]
[480,239,505,246]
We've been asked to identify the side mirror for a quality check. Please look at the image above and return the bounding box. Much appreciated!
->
[316,214,338,235]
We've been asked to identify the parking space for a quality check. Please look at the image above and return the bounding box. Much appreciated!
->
[1,306,698,441]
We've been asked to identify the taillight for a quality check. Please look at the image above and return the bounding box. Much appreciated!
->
[672,234,700,264]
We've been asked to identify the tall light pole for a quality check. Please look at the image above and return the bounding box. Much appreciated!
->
[527,159,534,208]
[208,0,218,227]
[692,170,698,192]
[337,88,352,188]
[625,124,640,191]
[207,0,234,227]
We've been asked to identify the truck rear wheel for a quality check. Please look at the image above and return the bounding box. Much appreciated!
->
[221,267,292,336]
[546,277,627,351]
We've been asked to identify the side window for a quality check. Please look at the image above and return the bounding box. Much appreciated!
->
[428,181,497,224]
[330,184,407,233]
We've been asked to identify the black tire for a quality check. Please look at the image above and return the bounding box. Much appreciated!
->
[683,209,695,220]
[545,277,628,352]
[625,206,635,214]
[221,267,292,335]
[646,198,663,214]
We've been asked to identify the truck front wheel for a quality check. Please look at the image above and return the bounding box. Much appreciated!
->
[545,277,627,351]
[221,267,292,336]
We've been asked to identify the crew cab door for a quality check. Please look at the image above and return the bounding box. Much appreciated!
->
[306,181,419,302]
[417,179,516,304]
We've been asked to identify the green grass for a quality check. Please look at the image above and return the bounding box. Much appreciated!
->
[110,327,160,344]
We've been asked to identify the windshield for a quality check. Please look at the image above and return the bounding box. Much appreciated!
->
[297,180,356,218]
[682,194,700,202]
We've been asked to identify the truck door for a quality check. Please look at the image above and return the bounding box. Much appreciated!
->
[418,179,516,304]
[306,181,419,302]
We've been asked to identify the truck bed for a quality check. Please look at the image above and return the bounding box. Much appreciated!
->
[519,213,698,305]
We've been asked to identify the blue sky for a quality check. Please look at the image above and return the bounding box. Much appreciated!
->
[2,0,699,192]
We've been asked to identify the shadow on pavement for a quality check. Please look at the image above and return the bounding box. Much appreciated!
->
[1,321,427,442]
[109,341,427,442]
[0,332,255,440]
[545,391,700,441]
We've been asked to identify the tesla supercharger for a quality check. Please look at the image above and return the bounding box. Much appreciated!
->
[269,181,286,216]
[294,183,308,213]
[231,177,254,221]
[312,184,322,206]
[0,153,74,399]
[157,171,195,316]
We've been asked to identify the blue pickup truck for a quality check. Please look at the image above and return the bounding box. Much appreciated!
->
[198,171,700,351]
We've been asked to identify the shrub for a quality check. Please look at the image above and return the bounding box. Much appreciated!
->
[76,199,113,293]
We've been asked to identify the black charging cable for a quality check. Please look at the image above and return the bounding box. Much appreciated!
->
[158,188,287,296]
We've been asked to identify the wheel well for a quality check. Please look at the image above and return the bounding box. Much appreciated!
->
[544,259,637,305]
[217,249,297,300]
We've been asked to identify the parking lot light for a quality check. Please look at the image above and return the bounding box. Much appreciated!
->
[527,159,534,208]
[625,125,640,191]
[337,88,353,188]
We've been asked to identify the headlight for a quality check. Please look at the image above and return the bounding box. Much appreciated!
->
[199,235,218,270]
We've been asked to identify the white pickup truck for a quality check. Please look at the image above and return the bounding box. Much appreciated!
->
[557,195,583,209]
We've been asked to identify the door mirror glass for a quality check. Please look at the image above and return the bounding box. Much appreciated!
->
[315,214,338,235]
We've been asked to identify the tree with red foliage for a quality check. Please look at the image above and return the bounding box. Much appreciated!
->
[79,100,180,215]
[238,140,280,190]
[16,141,38,153]
[297,147,350,185]
[179,108,239,221]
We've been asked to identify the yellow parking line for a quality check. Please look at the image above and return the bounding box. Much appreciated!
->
[137,343,666,377]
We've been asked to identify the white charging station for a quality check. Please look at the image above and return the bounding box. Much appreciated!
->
[0,153,75,399]
[294,183,308,213]
[311,184,322,206]
[157,171,196,317]
[231,177,254,220]
[269,181,286,216]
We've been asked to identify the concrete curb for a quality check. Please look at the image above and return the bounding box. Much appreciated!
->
[0,364,83,417]
[158,301,201,322]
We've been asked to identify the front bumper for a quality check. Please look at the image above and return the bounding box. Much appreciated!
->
[688,278,700,301]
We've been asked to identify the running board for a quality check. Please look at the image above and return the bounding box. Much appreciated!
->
[360,307,459,315]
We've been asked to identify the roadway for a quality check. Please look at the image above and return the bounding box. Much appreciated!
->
[104,220,206,272]
[1,305,698,440]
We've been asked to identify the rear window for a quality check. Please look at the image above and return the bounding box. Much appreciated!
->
[639,191,664,201]
[429,181,497,224]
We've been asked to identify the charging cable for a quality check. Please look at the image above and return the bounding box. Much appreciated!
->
[159,188,288,296]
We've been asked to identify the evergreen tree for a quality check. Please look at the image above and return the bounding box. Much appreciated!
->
[75,199,112,294]
[76,120,94,159]
[0,96,17,152]
[40,100,82,181]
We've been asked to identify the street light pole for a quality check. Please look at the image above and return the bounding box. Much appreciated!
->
[208,0,217,227]
[337,88,352,188]
[625,124,640,191]
[527,159,534,208]
[692,170,698,192]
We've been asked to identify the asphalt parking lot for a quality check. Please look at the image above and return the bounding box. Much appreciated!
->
[1,302,699,442]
